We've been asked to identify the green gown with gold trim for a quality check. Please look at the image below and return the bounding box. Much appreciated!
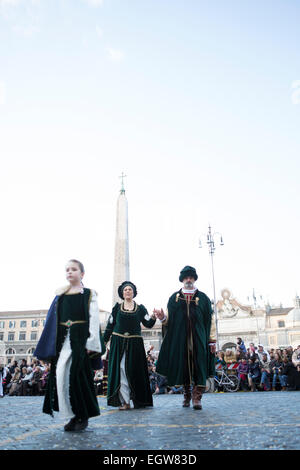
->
[103,302,155,407]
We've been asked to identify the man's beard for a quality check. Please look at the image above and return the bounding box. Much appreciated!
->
[184,281,194,289]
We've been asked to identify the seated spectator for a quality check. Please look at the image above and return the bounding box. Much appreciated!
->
[248,356,261,392]
[18,367,33,396]
[149,366,158,394]
[237,358,249,391]
[235,350,243,362]
[287,346,295,359]
[270,352,285,390]
[154,372,168,395]
[224,349,236,364]
[30,366,43,395]
[282,349,292,361]
[257,344,270,362]
[246,343,258,360]
[216,351,227,370]
[9,361,18,375]
[20,359,27,370]
[269,350,275,361]
[149,366,168,394]
[281,357,300,390]
[9,367,22,396]
[259,353,271,391]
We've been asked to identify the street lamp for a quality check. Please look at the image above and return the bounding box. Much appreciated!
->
[199,225,224,351]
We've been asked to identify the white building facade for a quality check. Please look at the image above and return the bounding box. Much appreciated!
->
[216,289,300,350]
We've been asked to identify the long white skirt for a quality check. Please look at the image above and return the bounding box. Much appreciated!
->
[119,352,130,405]
[56,331,75,420]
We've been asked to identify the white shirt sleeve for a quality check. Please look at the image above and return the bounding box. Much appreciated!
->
[159,315,167,323]
[85,290,102,353]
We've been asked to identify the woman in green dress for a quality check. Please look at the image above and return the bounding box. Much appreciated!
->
[35,260,102,431]
[103,281,156,410]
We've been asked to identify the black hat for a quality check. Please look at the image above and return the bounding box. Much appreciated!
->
[118,281,138,299]
[179,266,198,283]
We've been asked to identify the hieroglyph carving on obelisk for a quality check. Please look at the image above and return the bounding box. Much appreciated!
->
[112,173,130,306]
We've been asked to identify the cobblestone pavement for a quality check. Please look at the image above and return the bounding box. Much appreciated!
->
[0,392,299,451]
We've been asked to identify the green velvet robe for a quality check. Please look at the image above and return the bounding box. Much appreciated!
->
[156,290,216,387]
[43,289,100,420]
[103,302,155,407]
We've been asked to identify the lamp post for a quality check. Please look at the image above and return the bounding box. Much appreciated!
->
[199,225,224,351]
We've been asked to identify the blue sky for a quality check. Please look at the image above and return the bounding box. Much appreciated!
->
[0,0,299,313]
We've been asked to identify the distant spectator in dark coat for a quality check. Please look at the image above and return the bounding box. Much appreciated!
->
[236,338,247,358]
[31,366,43,395]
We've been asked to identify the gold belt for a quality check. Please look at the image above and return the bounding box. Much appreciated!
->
[60,320,87,328]
[112,332,142,338]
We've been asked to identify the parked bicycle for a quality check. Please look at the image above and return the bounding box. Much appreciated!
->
[205,369,239,393]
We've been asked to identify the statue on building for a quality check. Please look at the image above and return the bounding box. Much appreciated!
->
[217,289,252,318]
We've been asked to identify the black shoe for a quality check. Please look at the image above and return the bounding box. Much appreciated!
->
[64,417,77,432]
[73,418,88,431]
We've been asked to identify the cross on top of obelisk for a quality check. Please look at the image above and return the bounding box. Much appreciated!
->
[119,172,127,194]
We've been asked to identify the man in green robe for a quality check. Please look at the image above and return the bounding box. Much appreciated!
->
[154,266,216,410]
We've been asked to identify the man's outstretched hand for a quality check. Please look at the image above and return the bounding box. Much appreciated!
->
[153,308,165,320]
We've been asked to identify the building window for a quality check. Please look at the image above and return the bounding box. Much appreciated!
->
[0,333,3,341]
[0,321,5,329]
[6,348,15,355]
[31,320,39,328]
[27,347,35,355]
[269,335,277,346]
[30,332,37,341]
[19,332,26,341]
[8,333,15,341]
[278,321,285,328]
[20,321,27,328]
[290,333,300,343]
[9,321,16,328]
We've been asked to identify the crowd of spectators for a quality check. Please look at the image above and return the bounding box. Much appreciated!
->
[0,359,50,397]
[145,339,300,395]
[216,338,300,392]
[0,357,107,398]
[1,340,300,398]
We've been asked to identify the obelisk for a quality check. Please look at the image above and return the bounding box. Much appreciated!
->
[112,173,130,306]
